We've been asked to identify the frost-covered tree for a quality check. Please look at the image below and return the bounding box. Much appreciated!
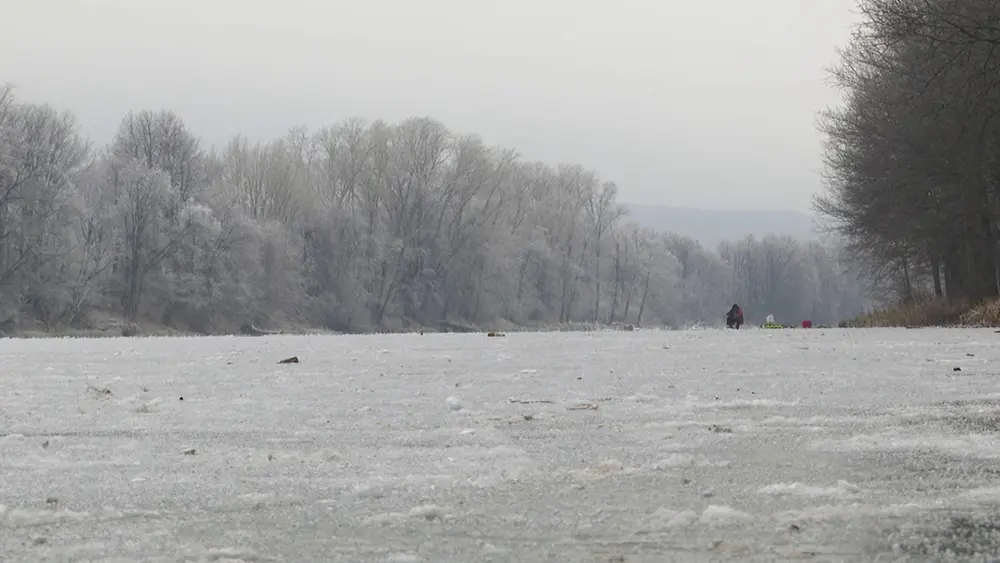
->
[0,85,866,334]
[818,0,1000,304]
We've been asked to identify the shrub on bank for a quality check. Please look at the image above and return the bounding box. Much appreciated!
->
[960,299,1000,327]
[840,299,970,327]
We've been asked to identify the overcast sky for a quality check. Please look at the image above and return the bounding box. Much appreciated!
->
[2,0,858,212]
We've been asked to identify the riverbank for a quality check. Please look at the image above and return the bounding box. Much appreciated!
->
[841,298,1000,328]
[0,310,642,339]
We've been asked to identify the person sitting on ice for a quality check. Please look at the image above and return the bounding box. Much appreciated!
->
[726,304,744,329]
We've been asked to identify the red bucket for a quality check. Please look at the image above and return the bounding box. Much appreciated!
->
[801,320,812,328]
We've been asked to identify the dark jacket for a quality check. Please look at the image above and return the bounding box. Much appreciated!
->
[726,305,744,327]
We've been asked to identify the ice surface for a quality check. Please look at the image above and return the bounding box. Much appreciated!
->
[2,328,1000,561]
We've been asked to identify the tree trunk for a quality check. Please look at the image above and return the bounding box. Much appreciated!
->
[593,246,601,323]
[125,246,142,322]
[931,256,943,298]
[623,268,638,323]
[636,272,651,326]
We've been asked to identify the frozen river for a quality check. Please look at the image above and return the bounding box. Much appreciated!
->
[2,328,1000,561]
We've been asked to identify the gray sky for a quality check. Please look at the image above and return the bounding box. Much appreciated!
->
[2,0,858,212]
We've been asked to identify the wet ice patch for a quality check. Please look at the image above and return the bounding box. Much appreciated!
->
[349,482,387,500]
[238,492,275,505]
[408,504,448,521]
[385,554,422,562]
[4,453,138,472]
[0,433,28,447]
[698,505,754,526]
[958,487,1000,502]
[625,393,660,403]
[364,512,406,526]
[759,414,875,427]
[84,383,114,400]
[643,419,724,431]
[361,506,450,527]
[889,514,1000,560]
[811,431,1000,459]
[713,398,800,409]
[647,453,730,470]
[641,505,754,531]
[121,394,164,414]
[758,480,862,499]
[567,459,630,481]
[0,504,123,528]
[466,446,536,486]
[672,395,800,411]
[775,502,925,524]
[643,507,700,530]
[184,546,264,562]
[254,447,341,466]
[480,543,505,556]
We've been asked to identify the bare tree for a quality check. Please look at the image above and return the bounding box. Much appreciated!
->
[221,136,304,225]
[0,94,89,325]
[0,88,864,333]
[112,161,195,321]
[112,110,204,202]
[585,181,625,322]
[818,0,1000,305]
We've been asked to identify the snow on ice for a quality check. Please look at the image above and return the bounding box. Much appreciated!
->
[1,328,1000,560]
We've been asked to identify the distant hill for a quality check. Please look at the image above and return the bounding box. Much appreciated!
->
[621,204,820,249]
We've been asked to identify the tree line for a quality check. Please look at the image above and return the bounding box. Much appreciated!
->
[0,85,864,334]
[819,0,1000,304]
